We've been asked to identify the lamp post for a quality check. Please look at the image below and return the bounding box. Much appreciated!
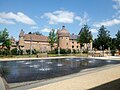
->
[58,47,60,56]
[103,45,104,57]
[118,44,120,55]
[99,46,102,57]
[30,36,32,55]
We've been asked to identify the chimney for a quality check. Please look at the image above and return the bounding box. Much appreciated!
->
[62,25,65,29]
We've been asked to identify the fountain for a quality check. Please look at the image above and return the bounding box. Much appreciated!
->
[0,58,120,83]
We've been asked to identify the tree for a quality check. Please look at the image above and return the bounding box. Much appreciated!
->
[0,28,9,44]
[78,25,92,49]
[48,29,57,50]
[3,39,11,50]
[94,25,111,50]
[0,28,11,49]
[28,31,42,35]
[115,30,120,51]
[33,31,42,35]
[28,32,32,34]
[0,28,11,55]
[93,38,100,50]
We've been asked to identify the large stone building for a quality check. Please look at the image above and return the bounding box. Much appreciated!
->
[19,29,51,53]
[57,26,80,51]
[11,25,92,53]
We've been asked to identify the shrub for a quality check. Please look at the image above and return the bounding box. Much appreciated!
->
[48,48,71,54]
[26,49,30,55]
[32,49,39,55]
[66,49,71,54]
[72,49,76,54]
[2,49,10,55]
[60,48,66,54]
[82,49,88,54]
[11,48,18,55]
[111,50,116,56]
[26,49,38,55]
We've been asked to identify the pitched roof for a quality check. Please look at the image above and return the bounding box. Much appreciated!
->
[24,34,48,42]
[70,34,79,40]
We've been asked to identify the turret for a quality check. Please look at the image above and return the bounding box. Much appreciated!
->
[57,26,70,49]
[19,29,24,47]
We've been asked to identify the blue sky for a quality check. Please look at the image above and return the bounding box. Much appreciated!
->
[0,0,120,40]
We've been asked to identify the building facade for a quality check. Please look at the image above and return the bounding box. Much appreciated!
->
[10,25,92,53]
[57,26,81,52]
[19,29,51,53]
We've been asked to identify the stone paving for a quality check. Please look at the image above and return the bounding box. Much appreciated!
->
[28,65,120,90]
[0,77,5,90]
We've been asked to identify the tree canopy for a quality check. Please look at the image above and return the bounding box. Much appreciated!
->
[93,25,111,50]
[78,25,92,45]
[32,31,42,35]
[28,31,42,35]
[0,28,11,49]
[115,30,120,50]
[48,29,57,50]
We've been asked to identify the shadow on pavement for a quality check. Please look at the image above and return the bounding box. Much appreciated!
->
[89,78,120,90]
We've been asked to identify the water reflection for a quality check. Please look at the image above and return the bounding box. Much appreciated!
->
[56,63,63,67]
[0,58,120,83]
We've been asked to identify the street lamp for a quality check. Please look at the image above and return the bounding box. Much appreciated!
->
[103,45,104,57]
[118,44,120,55]
[99,46,102,57]
[58,47,60,56]
[30,36,32,55]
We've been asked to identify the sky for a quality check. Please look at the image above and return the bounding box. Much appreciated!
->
[0,0,120,40]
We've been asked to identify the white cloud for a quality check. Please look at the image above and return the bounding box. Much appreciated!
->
[75,12,89,25]
[0,18,15,24]
[90,28,98,33]
[113,0,120,10]
[31,26,39,29]
[93,19,120,27]
[42,10,90,26]
[0,12,36,25]
[41,10,75,24]
[40,28,51,33]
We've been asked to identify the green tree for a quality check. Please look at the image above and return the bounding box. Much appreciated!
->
[48,29,57,50]
[115,30,120,51]
[2,39,11,50]
[0,28,8,44]
[78,25,92,48]
[94,25,111,50]
[0,28,11,55]
[0,28,11,49]
[11,48,18,55]
[33,31,42,35]
[93,38,100,49]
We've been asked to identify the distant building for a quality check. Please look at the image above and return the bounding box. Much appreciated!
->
[57,25,80,52]
[18,29,51,53]
[10,25,92,53]
[57,25,92,52]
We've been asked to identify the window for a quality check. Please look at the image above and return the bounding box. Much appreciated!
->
[66,43,68,45]
[72,41,74,44]
[66,37,67,39]
[72,45,74,48]
[77,46,78,48]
